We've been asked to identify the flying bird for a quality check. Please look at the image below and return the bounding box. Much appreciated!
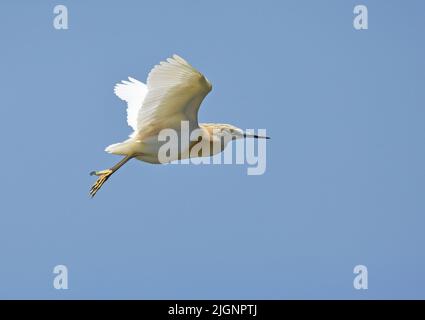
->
[90,55,269,197]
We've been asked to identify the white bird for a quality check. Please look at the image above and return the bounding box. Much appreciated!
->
[90,54,269,197]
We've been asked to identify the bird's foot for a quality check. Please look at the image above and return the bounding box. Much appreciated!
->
[90,169,112,176]
[89,169,113,198]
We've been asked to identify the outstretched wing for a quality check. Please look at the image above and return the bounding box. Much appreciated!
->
[135,54,212,137]
[114,77,148,132]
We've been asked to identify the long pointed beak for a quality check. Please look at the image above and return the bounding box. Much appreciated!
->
[243,133,270,139]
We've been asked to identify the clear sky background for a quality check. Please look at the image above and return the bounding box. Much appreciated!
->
[0,0,424,299]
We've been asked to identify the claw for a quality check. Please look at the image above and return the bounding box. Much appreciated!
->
[89,155,135,198]
[90,169,112,177]
[89,170,113,197]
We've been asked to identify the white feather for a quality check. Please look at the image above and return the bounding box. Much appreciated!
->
[107,55,212,155]
[135,54,212,134]
[113,77,147,132]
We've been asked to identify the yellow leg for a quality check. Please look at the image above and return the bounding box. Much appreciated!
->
[90,169,113,177]
[89,155,136,198]
[89,170,113,198]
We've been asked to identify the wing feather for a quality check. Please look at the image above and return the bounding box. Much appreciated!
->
[135,54,212,137]
[114,77,147,132]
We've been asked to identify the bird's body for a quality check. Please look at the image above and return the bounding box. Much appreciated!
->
[103,123,234,164]
[90,55,269,197]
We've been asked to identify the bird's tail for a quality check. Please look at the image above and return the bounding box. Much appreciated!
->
[105,139,136,155]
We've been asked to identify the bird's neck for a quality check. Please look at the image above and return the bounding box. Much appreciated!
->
[193,123,229,155]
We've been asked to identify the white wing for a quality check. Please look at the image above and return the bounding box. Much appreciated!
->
[135,54,212,136]
[114,77,148,132]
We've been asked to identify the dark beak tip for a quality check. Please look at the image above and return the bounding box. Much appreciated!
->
[243,134,270,139]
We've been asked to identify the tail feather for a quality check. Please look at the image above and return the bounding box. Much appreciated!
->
[105,139,136,155]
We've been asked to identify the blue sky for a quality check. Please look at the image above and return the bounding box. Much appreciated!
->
[0,0,424,299]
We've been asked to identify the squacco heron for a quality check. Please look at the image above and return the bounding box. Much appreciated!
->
[90,55,269,197]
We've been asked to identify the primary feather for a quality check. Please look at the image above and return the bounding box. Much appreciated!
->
[113,77,147,133]
[135,54,212,138]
